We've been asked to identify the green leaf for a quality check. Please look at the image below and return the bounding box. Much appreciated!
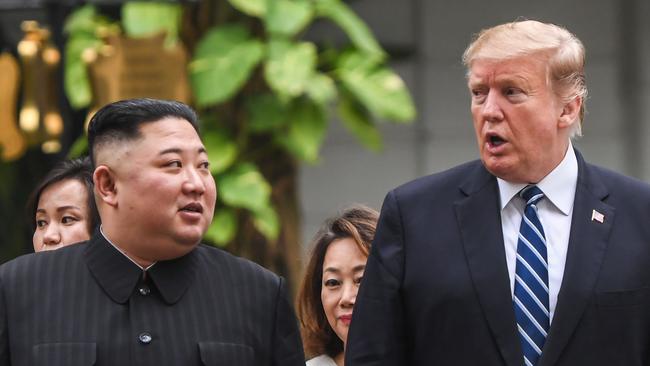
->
[276,100,327,162]
[190,25,265,107]
[252,203,280,240]
[306,73,337,104]
[315,0,385,58]
[245,93,289,132]
[202,129,238,174]
[264,39,317,98]
[338,92,382,152]
[204,208,237,246]
[122,2,182,46]
[266,0,313,37]
[63,4,98,35]
[228,0,267,17]
[67,135,89,159]
[218,163,271,212]
[338,52,416,122]
[64,36,101,109]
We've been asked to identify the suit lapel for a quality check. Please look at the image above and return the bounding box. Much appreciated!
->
[538,151,614,366]
[455,164,522,366]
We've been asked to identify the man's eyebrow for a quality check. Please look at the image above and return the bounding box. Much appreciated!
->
[158,147,207,155]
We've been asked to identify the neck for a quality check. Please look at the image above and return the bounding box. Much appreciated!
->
[100,225,155,268]
[334,352,344,366]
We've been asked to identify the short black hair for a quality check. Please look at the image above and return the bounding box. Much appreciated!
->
[87,98,199,166]
[27,156,100,236]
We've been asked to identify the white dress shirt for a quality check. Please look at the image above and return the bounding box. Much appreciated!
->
[497,145,578,324]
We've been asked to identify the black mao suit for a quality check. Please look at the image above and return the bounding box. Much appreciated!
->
[0,233,305,365]
[346,150,650,366]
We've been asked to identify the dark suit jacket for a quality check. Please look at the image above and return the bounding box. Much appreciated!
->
[346,150,650,366]
[0,233,305,366]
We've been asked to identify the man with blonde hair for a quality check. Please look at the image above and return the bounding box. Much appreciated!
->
[346,20,650,366]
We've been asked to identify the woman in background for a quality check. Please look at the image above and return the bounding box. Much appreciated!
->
[297,205,379,366]
[28,156,99,252]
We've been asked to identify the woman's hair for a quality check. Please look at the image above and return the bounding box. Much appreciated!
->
[296,204,379,359]
[27,156,100,235]
[462,19,587,137]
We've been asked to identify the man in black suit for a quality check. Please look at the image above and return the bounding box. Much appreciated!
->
[0,98,305,365]
[346,20,650,366]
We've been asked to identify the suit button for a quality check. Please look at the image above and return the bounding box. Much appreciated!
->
[139,286,150,296]
[138,332,152,344]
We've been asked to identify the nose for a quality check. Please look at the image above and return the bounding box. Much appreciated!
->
[339,282,357,308]
[182,167,206,195]
[43,224,61,246]
[481,91,504,122]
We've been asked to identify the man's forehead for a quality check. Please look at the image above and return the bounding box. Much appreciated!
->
[468,57,547,83]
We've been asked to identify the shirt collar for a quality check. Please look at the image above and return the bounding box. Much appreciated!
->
[497,143,578,215]
[84,230,198,305]
[100,225,156,271]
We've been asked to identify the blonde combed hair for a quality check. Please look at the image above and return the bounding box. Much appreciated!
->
[463,20,587,137]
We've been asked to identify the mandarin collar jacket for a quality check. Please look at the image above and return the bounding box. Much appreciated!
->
[0,232,305,366]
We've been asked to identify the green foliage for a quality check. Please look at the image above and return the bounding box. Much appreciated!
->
[190,24,264,107]
[63,5,117,109]
[252,203,280,240]
[246,93,289,132]
[276,99,327,163]
[202,128,238,174]
[337,51,416,121]
[338,91,382,152]
[227,0,266,17]
[314,0,385,58]
[218,162,272,212]
[264,39,317,98]
[266,0,313,37]
[67,135,88,159]
[61,0,416,246]
[122,2,182,46]
[204,208,238,246]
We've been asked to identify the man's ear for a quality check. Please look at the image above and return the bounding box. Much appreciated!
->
[558,96,582,129]
[94,165,118,207]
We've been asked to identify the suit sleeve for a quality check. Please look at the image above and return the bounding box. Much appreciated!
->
[346,190,407,366]
[271,277,305,366]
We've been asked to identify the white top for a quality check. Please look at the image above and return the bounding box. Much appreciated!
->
[497,144,578,324]
[306,354,337,366]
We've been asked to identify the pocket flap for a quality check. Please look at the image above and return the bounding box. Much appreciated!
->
[32,342,96,365]
[199,341,255,366]
[597,286,650,307]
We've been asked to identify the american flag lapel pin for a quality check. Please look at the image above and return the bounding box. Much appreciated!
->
[591,209,605,223]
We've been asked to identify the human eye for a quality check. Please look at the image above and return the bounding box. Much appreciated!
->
[165,160,182,168]
[354,275,364,285]
[503,87,526,100]
[61,216,79,225]
[36,219,48,229]
[324,278,341,288]
[199,161,210,170]
[470,88,487,103]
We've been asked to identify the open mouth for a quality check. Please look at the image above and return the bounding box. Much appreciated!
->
[180,203,203,213]
[488,134,506,147]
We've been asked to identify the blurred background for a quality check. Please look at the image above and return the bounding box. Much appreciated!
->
[0,0,648,293]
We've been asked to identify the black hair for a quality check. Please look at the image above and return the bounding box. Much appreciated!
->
[87,98,199,166]
[27,156,100,235]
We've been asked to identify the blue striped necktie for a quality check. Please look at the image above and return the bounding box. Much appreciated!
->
[513,185,549,366]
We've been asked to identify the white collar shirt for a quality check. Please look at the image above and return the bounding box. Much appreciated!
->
[497,144,578,324]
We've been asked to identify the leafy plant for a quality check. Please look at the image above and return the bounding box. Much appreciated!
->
[63,0,415,289]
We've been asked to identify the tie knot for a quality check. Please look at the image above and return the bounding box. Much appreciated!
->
[520,185,544,206]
